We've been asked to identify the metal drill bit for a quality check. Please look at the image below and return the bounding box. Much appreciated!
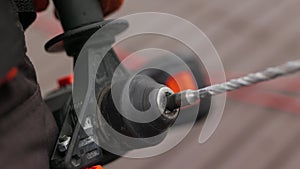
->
[166,59,300,111]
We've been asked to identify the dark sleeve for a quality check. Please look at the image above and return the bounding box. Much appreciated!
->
[0,1,58,169]
[0,0,24,79]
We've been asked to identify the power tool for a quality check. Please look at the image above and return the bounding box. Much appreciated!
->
[43,0,210,168]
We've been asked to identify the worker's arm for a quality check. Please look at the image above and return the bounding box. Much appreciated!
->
[0,0,24,86]
[0,1,58,169]
[0,0,124,86]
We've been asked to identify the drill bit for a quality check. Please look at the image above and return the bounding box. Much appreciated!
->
[166,59,300,111]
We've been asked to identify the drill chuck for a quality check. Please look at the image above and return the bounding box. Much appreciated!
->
[98,74,179,150]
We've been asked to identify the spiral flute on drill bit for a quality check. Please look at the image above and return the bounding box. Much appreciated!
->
[166,60,300,111]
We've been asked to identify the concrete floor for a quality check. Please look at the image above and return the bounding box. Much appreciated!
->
[25,0,300,168]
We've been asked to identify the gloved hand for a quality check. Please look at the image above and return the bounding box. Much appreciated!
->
[32,0,124,16]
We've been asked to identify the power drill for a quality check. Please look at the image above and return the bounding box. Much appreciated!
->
[44,0,212,168]
[44,0,183,168]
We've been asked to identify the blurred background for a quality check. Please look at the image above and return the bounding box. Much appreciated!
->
[26,0,300,168]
